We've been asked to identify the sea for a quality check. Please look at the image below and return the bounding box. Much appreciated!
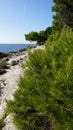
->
[0,43,36,52]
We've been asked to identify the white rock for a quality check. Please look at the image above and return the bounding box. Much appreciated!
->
[0,52,27,130]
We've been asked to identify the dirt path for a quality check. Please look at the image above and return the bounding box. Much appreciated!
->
[0,52,27,130]
[0,46,44,130]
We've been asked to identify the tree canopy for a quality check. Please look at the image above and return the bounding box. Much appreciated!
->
[25,27,52,45]
[52,0,73,30]
[25,0,73,44]
[25,32,38,42]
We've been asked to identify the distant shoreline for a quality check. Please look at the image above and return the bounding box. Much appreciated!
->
[0,43,36,52]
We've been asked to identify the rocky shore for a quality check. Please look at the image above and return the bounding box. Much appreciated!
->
[0,45,45,130]
[0,48,28,130]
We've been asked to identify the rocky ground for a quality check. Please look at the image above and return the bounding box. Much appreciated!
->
[0,50,28,130]
[0,45,45,130]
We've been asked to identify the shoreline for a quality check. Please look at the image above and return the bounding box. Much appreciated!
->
[0,45,45,130]
[0,47,28,130]
[0,44,36,53]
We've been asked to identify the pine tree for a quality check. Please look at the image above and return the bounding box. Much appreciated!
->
[52,0,73,30]
[7,28,73,130]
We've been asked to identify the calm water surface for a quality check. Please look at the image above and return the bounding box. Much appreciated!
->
[0,43,36,52]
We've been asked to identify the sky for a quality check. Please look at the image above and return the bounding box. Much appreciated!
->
[0,0,54,43]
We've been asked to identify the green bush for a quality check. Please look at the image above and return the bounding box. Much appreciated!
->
[0,52,8,59]
[0,120,5,130]
[0,112,7,130]
[0,114,6,130]
[7,28,73,130]
[0,60,8,74]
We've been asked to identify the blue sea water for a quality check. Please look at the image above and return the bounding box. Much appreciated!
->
[0,43,36,52]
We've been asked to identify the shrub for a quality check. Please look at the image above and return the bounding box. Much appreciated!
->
[0,52,8,59]
[0,113,6,130]
[7,28,73,130]
[0,60,9,75]
[0,119,5,130]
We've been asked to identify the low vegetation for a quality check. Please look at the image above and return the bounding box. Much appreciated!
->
[0,52,8,59]
[0,119,5,130]
[0,113,7,130]
[6,0,73,129]
[7,28,73,130]
[0,60,9,75]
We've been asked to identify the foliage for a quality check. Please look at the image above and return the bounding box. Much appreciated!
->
[0,52,8,59]
[0,60,9,75]
[0,113,6,130]
[25,27,52,45]
[0,119,5,130]
[52,0,73,30]
[7,28,73,130]
[25,32,39,42]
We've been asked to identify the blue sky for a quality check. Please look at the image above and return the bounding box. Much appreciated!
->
[0,0,54,43]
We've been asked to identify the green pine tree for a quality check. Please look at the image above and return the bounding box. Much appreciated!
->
[7,28,73,130]
[52,0,73,30]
